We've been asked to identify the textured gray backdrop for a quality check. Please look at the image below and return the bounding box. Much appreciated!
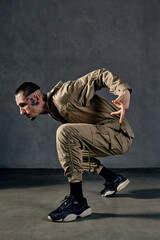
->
[0,0,159,168]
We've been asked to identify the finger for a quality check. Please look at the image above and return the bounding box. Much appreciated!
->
[112,95,121,103]
[112,99,120,104]
[112,101,122,108]
[110,110,121,116]
[119,107,125,123]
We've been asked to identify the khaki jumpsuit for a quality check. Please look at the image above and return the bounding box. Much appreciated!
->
[46,68,134,182]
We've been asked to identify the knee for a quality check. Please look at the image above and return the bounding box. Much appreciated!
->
[56,124,77,143]
[57,124,71,137]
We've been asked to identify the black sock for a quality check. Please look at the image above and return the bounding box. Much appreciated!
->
[99,167,117,182]
[70,181,84,202]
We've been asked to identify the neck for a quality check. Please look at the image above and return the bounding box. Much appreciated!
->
[38,94,48,115]
[40,102,49,115]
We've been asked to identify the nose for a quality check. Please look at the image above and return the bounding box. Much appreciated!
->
[20,107,25,115]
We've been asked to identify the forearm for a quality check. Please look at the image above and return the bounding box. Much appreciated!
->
[97,68,132,96]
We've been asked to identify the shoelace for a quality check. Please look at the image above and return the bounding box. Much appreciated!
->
[60,195,71,203]
[58,196,72,210]
[60,195,79,210]
[60,196,69,203]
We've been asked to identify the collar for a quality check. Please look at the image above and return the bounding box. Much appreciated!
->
[47,81,63,99]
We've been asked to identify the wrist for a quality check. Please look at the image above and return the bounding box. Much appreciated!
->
[123,89,131,95]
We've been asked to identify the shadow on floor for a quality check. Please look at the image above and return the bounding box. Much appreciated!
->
[82,212,160,221]
[114,189,160,199]
[44,212,160,224]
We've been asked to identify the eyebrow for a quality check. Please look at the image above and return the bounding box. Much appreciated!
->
[18,102,27,107]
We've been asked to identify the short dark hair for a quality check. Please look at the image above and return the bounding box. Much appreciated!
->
[15,82,40,97]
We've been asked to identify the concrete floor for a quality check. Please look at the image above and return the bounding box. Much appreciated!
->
[0,169,160,240]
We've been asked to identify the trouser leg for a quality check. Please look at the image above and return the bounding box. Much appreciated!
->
[56,123,132,182]
[56,124,83,182]
[81,157,103,174]
[56,123,104,182]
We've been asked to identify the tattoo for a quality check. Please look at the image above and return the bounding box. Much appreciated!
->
[30,98,39,106]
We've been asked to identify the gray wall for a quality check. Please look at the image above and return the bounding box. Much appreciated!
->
[0,0,160,168]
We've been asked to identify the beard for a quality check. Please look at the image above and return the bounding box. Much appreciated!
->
[40,104,49,115]
[30,116,36,121]
[28,104,48,121]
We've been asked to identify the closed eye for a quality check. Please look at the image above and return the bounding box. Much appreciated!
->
[19,103,27,107]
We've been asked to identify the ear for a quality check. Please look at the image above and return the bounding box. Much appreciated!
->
[34,93,40,100]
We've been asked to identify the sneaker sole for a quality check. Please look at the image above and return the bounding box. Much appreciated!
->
[102,190,116,197]
[102,179,130,197]
[117,179,130,192]
[48,207,92,222]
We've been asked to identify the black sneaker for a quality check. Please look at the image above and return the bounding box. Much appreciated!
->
[48,195,92,222]
[100,174,130,197]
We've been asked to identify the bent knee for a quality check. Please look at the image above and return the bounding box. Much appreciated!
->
[57,124,73,136]
[56,124,79,142]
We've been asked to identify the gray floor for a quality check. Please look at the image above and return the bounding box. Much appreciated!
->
[0,169,160,240]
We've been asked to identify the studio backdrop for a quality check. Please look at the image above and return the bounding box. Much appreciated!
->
[0,0,159,168]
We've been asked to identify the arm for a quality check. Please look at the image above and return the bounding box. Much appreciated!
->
[96,68,131,95]
[67,68,132,122]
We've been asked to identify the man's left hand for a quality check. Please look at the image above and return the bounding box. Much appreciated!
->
[110,89,131,123]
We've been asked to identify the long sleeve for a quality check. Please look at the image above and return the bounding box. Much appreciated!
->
[96,68,131,95]
[60,68,132,106]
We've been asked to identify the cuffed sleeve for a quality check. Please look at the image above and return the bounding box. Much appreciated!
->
[97,68,132,95]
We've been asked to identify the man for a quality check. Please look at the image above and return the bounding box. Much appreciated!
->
[15,68,134,222]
